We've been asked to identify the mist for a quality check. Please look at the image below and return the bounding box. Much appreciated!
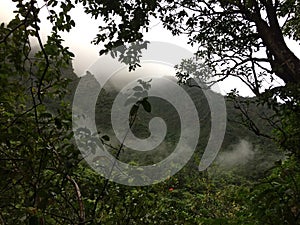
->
[216,139,255,169]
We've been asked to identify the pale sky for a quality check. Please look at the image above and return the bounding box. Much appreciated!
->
[1,1,299,96]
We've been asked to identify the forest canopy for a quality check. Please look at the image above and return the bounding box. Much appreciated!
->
[0,0,300,224]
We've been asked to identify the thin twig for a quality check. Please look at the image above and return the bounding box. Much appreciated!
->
[92,106,139,220]
[32,6,49,104]
[66,175,86,224]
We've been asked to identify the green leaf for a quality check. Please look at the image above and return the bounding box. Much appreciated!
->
[133,86,143,91]
[101,135,110,141]
[130,104,139,116]
[40,112,52,119]
[125,97,137,106]
[55,118,62,129]
[141,99,151,113]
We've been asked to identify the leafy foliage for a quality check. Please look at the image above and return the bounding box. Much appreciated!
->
[1,0,300,224]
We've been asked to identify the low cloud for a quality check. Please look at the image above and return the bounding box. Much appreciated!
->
[217,139,255,168]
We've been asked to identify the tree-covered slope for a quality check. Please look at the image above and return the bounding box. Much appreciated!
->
[73,73,282,180]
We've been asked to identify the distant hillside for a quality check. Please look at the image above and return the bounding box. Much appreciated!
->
[70,73,283,179]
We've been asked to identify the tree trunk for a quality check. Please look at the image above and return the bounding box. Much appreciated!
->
[263,29,300,84]
[244,2,300,84]
[251,6,300,84]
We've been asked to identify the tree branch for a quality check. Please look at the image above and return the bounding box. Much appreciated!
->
[66,175,86,224]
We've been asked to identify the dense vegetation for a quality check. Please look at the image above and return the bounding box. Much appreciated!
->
[1,0,300,224]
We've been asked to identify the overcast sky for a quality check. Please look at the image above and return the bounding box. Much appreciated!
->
[1,0,299,96]
[0,1,192,73]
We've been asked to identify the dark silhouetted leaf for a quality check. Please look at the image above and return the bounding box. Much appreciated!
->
[101,135,110,141]
[133,86,143,91]
[130,104,139,116]
[141,99,151,113]
[125,97,137,106]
